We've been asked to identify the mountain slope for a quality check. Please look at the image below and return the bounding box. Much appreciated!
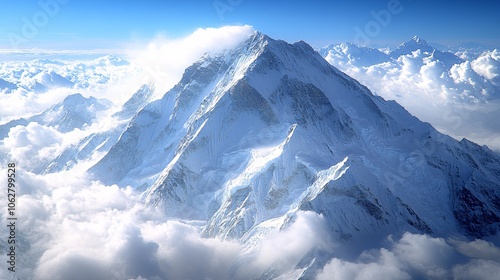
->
[0,78,17,93]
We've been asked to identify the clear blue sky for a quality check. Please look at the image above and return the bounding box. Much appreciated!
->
[1,0,499,49]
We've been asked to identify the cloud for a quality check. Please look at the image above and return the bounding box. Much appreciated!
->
[235,211,334,279]
[0,25,255,125]
[13,177,499,280]
[3,164,331,280]
[2,122,63,169]
[472,49,500,85]
[316,250,412,280]
[316,233,500,280]
[129,25,255,98]
[0,55,138,122]
[451,238,500,262]
[324,47,500,151]
[19,170,499,280]
[452,260,500,280]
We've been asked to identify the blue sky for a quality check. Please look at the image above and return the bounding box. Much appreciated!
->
[1,0,499,50]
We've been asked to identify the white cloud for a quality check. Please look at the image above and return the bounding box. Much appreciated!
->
[2,122,63,169]
[0,56,138,122]
[0,25,255,123]
[452,260,500,280]
[451,238,500,262]
[129,25,255,99]
[316,250,412,280]
[316,233,500,280]
[472,49,500,85]
[324,47,500,151]
[236,211,334,279]
[391,233,454,278]
[15,170,499,280]
[3,166,329,280]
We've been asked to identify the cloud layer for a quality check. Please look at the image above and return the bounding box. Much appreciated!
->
[317,233,500,280]
[323,44,500,150]
[4,166,500,280]
[129,25,255,98]
[0,167,334,280]
[0,55,137,121]
[0,25,255,124]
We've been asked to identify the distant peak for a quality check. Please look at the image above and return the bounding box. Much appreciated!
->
[409,36,428,45]
[390,36,433,57]
[292,40,316,53]
[64,93,85,102]
[411,36,427,45]
[62,93,97,106]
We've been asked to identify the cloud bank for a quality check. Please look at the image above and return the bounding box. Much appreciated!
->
[317,233,500,280]
[0,25,255,123]
[3,166,500,280]
[0,167,334,280]
[0,55,137,121]
[323,44,500,150]
[129,25,255,98]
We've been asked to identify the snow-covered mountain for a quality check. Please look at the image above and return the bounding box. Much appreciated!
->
[0,81,159,176]
[389,36,464,68]
[34,93,111,132]
[44,84,155,174]
[0,55,133,94]
[319,36,499,101]
[0,93,110,137]
[0,93,114,173]
[0,78,17,92]
[1,28,499,279]
[87,31,500,276]
[113,83,155,119]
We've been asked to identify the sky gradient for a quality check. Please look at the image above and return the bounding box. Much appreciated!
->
[1,0,499,49]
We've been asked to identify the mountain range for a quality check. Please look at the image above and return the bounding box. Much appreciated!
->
[93,33,499,240]
[2,32,500,279]
[319,36,499,100]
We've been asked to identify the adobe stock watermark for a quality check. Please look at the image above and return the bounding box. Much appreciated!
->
[354,0,412,45]
[7,0,70,49]
[213,0,243,20]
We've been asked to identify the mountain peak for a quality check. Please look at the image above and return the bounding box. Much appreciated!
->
[398,36,430,49]
[89,31,500,250]
[390,36,434,57]
[62,93,87,105]
[410,36,428,45]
